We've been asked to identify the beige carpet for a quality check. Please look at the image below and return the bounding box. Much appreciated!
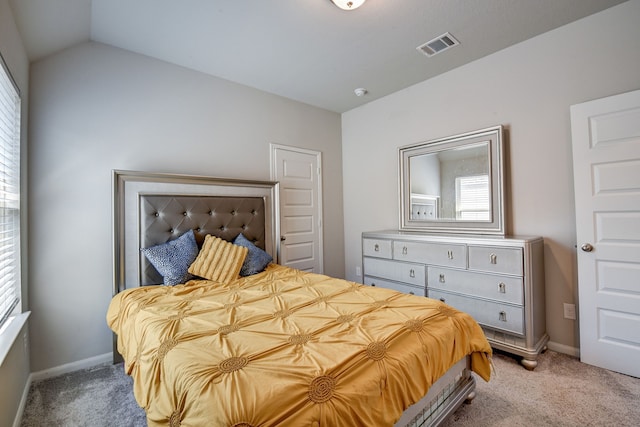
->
[441,350,640,427]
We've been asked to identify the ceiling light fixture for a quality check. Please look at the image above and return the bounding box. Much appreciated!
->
[330,0,366,11]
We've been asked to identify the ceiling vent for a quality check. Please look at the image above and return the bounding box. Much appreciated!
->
[416,32,460,57]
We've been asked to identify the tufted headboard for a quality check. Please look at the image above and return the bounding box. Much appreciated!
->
[139,195,267,285]
[112,170,280,293]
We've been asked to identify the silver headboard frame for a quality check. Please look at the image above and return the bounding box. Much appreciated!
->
[112,170,280,294]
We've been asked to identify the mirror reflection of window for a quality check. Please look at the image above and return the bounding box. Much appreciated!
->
[455,175,490,220]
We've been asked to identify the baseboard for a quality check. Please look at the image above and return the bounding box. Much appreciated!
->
[30,352,112,382]
[547,341,580,358]
[12,373,32,427]
[13,352,113,426]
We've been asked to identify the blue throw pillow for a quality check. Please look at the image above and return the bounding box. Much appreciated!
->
[141,229,199,285]
[233,233,273,276]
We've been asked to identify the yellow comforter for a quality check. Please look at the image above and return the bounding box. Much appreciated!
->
[107,264,491,427]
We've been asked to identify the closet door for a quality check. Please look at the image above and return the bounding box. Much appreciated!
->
[570,89,640,378]
[271,144,323,273]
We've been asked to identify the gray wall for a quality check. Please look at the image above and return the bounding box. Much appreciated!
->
[0,0,30,425]
[342,1,640,355]
[28,42,344,372]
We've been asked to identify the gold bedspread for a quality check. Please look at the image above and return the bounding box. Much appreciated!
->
[107,264,492,427]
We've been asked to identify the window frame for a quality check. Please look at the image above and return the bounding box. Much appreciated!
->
[455,174,491,221]
[0,51,22,330]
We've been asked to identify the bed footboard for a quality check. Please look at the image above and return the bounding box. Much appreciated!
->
[396,356,475,427]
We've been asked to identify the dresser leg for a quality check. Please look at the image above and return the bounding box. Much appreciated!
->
[520,357,538,371]
[465,390,476,403]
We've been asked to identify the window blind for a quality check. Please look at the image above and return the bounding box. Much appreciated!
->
[0,55,21,328]
[456,174,490,221]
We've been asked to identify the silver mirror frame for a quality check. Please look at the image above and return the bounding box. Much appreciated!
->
[399,125,505,235]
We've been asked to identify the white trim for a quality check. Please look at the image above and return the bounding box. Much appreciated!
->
[30,352,112,382]
[547,341,580,358]
[12,373,32,427]
[0,311,30,367]
[13,351,112,426]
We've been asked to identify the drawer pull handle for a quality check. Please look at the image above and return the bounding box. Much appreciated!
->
[409,269,415,278]
[499,311,507,322]
[439,298,446,303]
[499,282,506,293]
[374,244,379,252]
[490,253,497,264]
[447,250,454,260]
[402,246,408,255]
[439,274,445,283]
[409,291,415,295]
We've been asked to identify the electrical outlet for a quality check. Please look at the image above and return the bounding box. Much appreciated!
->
[355,266,362,277]
[563,303,576,320]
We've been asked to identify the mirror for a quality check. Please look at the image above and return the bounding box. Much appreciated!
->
[399,125,505,235]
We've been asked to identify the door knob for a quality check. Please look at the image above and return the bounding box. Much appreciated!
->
[280,236,286,241]
[580,243,594,252]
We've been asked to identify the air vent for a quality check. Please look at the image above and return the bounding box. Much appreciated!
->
[417,32,460,57]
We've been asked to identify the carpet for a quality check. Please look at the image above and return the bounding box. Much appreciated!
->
[20,363,146,427]
[441,350,640,427]
[20,350,640,426]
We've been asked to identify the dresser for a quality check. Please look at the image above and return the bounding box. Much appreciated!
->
[362,230,548,370]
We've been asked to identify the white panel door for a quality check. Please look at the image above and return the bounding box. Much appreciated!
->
[570,89,640,378]
[271,144,323,273]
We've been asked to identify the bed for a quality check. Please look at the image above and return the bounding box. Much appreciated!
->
[108,170,492,427]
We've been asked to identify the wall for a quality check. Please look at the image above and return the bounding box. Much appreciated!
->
[0,0,30,424]
[28,42,343,372]
[341,0,640,354]
[410,154,439,196]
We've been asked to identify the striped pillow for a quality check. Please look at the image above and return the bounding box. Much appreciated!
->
[188,235,248,283]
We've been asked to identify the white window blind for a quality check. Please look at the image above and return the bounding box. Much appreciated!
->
[0,55,21,328]
[456,174,490,221]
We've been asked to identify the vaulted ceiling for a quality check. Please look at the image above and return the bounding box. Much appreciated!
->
[9,0,626,112]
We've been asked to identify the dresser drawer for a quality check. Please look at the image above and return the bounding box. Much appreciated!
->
[363,257,425,286]
[428,290,524,335]
[393,240,466,269]
[468,245,523,276]
[363,238,392,259]
[427,267,523,305]
[364,276,425,296]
